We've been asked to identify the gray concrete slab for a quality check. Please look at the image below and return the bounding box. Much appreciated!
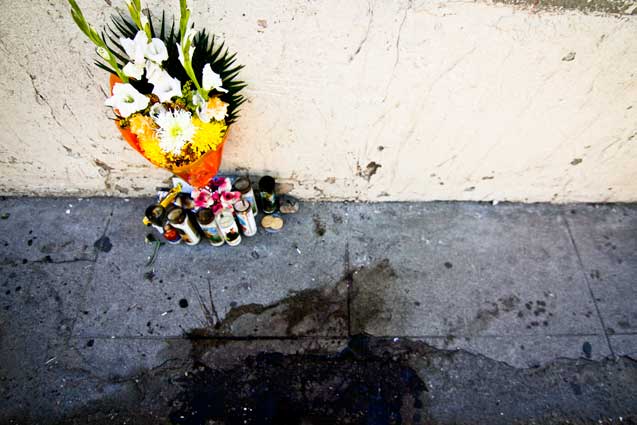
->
[2,197,637,423]
[0,261,97,421]
[68,336,190,380]
[418,334,611,368]
[348,203,606,340]
[0,261,93,340]
[73,199,349,338]
[0,197,112,264]
[609,335,637,361]
[564,204,637,337]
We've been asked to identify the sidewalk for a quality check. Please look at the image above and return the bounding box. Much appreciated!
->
[1,197,636,424]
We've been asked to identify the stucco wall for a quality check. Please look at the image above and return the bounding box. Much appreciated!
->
[0,0,636,202]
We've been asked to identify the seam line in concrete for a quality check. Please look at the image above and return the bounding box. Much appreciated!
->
[563,213,616,359]
[69,204,115,339]
[68,331,628,340]
[69,335,349,341]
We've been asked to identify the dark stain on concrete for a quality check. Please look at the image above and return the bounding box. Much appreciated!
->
[188,280,348,340]
[583,341,593,358]
[313,214,326,237]
[170,336,426,425]
[350,259,398,334]
[93,236,112,253]
[571,158,583,166]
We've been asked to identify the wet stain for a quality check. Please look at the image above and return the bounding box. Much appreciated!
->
[189,278,348,338]
[313,215,326,237]
[618,320,631,329]
[499,295,520,311]
[350,259,398,334]
[444,262,453,269]
[583,341,592,359]
[170,336,426,425]
[93,236,112,253]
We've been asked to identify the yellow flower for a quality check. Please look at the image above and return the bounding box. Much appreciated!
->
[129,114,169,167]
[126,112,228,169]
[191,117,228,155]
[128,114,156,139]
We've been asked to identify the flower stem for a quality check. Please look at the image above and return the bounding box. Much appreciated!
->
[67,0,128,82]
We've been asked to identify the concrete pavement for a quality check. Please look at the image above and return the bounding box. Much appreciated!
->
[0,197,636,424]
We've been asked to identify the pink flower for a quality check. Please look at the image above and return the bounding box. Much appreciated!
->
[211,203,224,216]
[192,188,214,208]
[212,176,232,193]
[220,191,241,209]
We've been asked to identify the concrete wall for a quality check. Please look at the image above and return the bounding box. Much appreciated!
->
[0,0,636,202]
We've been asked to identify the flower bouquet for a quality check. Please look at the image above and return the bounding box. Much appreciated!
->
[67,0,246,187]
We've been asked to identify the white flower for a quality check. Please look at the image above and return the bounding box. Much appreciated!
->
[120,31,147,64]
[123,62,145,80]
[120,31,148,79]
[192,93,205,107]
[145,62,164,85]
[104,83,149,117]
[145,38,168,63]
[151,70,182,103]
[192,93,211,122]
[154,109,196,155]
[202,64,228,93]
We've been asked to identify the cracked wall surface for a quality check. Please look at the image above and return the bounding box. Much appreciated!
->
[0,0,636,201]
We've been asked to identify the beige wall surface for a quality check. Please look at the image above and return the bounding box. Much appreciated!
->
[0,0,635,202]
